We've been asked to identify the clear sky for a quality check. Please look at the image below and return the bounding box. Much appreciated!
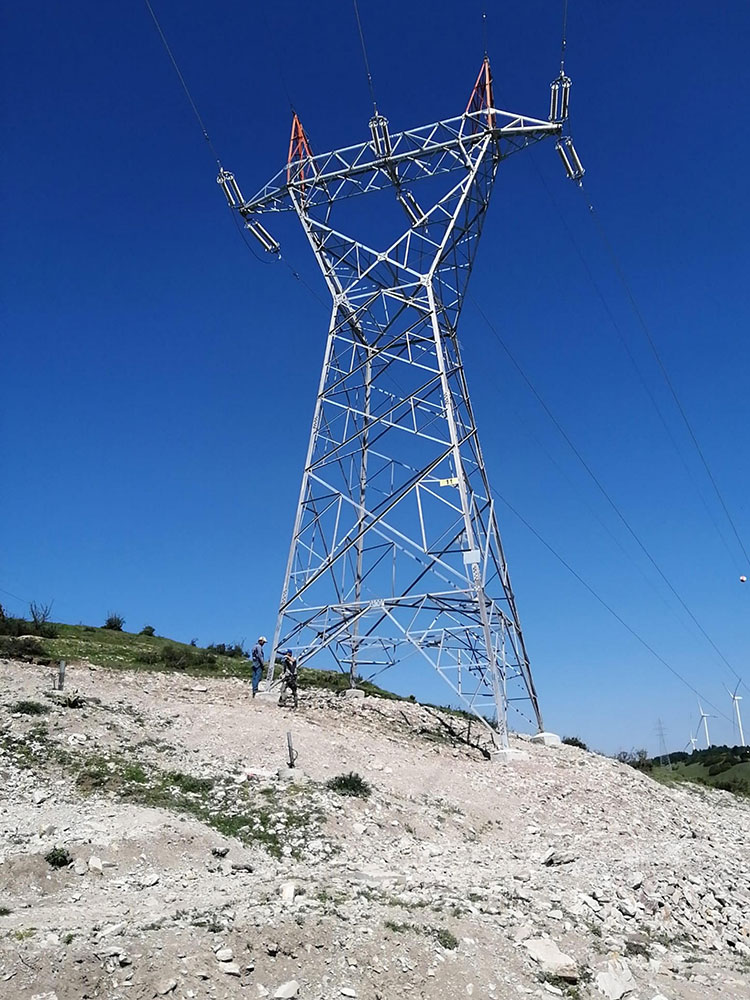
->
[2,1,748,755]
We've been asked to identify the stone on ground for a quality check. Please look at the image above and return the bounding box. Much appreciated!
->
[523,937,578,981]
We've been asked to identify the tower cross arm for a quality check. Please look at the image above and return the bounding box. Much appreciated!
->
[240,110,561,215]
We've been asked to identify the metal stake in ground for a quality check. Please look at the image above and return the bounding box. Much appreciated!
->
[286,731,298,769]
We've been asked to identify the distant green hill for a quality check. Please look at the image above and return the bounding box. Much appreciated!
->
[650,746,750,797]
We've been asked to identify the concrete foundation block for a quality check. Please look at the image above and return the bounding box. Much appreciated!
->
[343,688,365,700]
[277,767,308,784]
[530,731,562,747]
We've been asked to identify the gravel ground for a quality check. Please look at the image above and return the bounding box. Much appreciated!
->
[1,658,749,1000]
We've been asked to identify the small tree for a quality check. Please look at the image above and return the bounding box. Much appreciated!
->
[30,601,53,627]
[104,612,125,631]
[140,624,156,636]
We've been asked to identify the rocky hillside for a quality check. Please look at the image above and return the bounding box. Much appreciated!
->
[1,657,749,1000]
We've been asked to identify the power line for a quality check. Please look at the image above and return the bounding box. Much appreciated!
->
[353,0,379,115]
[143,0,222,168]
[528,151,741,576]
[580,187,750,570]
[460,322,721,641]
[471,297,744,688]
[491,489,732,724]
[0,586,31,608]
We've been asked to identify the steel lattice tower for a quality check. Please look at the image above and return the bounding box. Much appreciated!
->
[220,59,580,749]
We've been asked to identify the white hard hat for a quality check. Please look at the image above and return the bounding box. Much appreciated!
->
[258,636,267,643]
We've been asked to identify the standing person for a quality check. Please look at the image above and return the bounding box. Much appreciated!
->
[278,649,299,709]
[250,636,267,698]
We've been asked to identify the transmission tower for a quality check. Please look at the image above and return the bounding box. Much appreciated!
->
[219,58,582,749]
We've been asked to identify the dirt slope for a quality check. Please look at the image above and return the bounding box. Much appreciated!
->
[1,658,749,1000]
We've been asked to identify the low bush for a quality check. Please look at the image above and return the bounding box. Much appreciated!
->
[140,625,156,637]
[135,644,218,671]
[104,613,125,631]
[9,699,50,716]
[161,645,217,670]
[431,926,459,950]
[0,636,47,661]
[326,772,371,798]
[614,748,652,772]
[563,735,588,750]
[206,642,248,659]
[708,760,732,776]
[0,616,56,639]
[44,847,72,869]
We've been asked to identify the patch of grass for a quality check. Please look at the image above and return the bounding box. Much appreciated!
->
[384,919,410,933]
[44,847,72,868]
[0,722,69,772]
[121,762,148,784]
[165,771,214,795]
[430,926,459,950]
[12,928,36,940]
[385,894,429,911]
[540,972,589,999]
[66,749,325,860]
[62,931,76,945]
[383,919,459,951]
[9,699,50,716]
[326,771,371,798]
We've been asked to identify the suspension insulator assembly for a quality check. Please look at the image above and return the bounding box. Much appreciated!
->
[556,137,585,183]
[549,73,572,123]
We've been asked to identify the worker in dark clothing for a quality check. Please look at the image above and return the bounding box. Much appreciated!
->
[251,636,266,698]
[278,649,299,709]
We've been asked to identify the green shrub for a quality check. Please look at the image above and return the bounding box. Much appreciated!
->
[708,760,732,776]
[431,926,459,950]
[104,612,124,631]
[614,749,652,771]
[563,736,588,750]
[0,636,46,660]
[161,645,217,670]
[0,615,56,639]
[9,700,50,716]
[326,772,371,798]
[140,625,156,637]
[206,642,248,659]
[44,847,72,869]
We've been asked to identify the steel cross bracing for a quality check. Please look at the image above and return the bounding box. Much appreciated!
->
[222,59,563,749]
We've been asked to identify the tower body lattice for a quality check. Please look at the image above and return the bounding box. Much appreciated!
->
[221,60,563,747]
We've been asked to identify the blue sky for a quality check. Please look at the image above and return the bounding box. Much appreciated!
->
[2,1,748,754]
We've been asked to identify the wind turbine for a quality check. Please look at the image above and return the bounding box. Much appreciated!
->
[684,730,698,753]
[726,682,746,747]
[697,701,715,749]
